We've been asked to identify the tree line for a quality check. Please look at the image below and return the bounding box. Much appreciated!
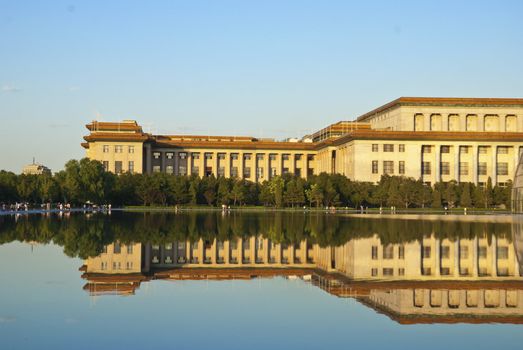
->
[0,158,513,209]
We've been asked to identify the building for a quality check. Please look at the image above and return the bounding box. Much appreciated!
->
[22,159,51,175]
[82,97,523,186]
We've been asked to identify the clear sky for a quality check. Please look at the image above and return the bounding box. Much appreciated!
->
[1,0,522,173]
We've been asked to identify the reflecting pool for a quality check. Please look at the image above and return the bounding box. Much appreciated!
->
[0,211,522,349]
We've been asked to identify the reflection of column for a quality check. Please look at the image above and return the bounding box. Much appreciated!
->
[435,238,440,276]
[263,239,270,263]
[276,243,282,264]
[237,238,243,265]
[173,242,178,264]
[454,240,460,276]
[144,243,151,272]
[492,235,497,276]
[250,237,256,263]
[186,241,191,262]
[300,240,307,265]
[473,236,479,277]
[198,239,204,265]
[289,244,296,264]
[224,241,230,264]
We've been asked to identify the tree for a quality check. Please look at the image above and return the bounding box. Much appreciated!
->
[460,183,472,208]
[231,180,246,206]
[306,183,323,208]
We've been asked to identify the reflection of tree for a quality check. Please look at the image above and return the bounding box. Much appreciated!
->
[0,213,512,259]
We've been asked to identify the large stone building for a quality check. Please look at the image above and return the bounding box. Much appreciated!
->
[82,97,523,186]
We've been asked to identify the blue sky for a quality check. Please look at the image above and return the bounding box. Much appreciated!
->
[1,0,522,172]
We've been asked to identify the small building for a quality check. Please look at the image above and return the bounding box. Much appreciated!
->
[22,160,51,175]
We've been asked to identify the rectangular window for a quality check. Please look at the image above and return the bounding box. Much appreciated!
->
[497,162,508,176]
[441,267,450,276]
[371,160,378,174]
[205,153,213,160]
[103,161,109,171]
[398,268,405,276]
[127,245,133,254]
[218,167,225,177]
[231,167,238,177]
[478,162,487,175]
[422,162,431,175]
[103,145,109,153]
[192,166,199,174]
[478,146,488,154]
[153,152,161,159]
[166,152,174,159]
[128,161,134,173]
[383,268,394,276]
[479,246,487,258]
[383,245,394,259]
[422,145,432,153]
[166,165,174,174]
[497,246,509,259]
[383,144,394,152]
[399,144,405,152]
[383,161,394,175]
[460,245,469,259]
[460,146,469,154]
[152,165,161,173]
[295,154,302,160]
[423,246,431,259]
[282,154,290,161]
[440,162,450,175]
[244,154,252,161]
[441,246,450,259]
[126,261,133,270]
[128,146,135,153]
[371,268,378,276]
[114,145,123,153]
[497,146,509,154]
[372,144,378,152]
[101,261,107,270]
[256,167,264,178]
[115,161,123,174]
[399,161,405,174]
[398,245,405,259]
[231,153,239,160]
[244,167,251,178]
[459,162,469,176]
[114,242,121,254]
[441,145,450,153]
[192,153,200,160]
[371,246,378,260]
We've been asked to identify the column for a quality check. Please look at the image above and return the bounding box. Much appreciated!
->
[472,145,478,184]
[491,146,497,185]
[199,154,205,178]
[144,143,152,174]
[173,151,179,175]
[454,145,460,182]
[238,152,244,179]
[187,153,192,176]
[160,152,166,173]
[517,114,523,132]
[500,115,507,132]
[265,154,270,180]
[460,115,467,131]
[434,238,440,276]
[435,145,441,183]
[473,236,479,277]
[225,152,231,178]
[213,152,218,177]
[424,114,431,131]
[442,114,449,131]
[514,146,520,177]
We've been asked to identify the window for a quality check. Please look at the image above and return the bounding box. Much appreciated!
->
[460,146,469,154]
[101,261,107,270]
[231,167,238,177]
[103,145,109,153]
[398,268,405,276]
[126,261,133,270]
[244,154,252,160]
[166,165,174,174]
[216,153,225,160]
[479,146,488,154]
[166,152,174,159]
[295,154,302,160]
[371,268,378,276]
[383,268,394,276]
[179,152,186,159]
[441,145,450,153]
[440,162,450,175]
[479,246,487,258]
[478,162,487,175]
[231,153,239,160]
[127,245,133,254]
[441,246,450,259]
[459,162,469,176]
[282,154,290,161]
[460,245,469,259]
[113,262,121,270]
[399,161,405,175]
[114,242,121,254]
[128,146,134,153]
[498,146,509,154]
[497,246,509,259]
[115,161,123,174]
[422,162,431,175]
[244,167,251,178]
[398,245,405,259]
[307,154,315,161]
[153,152,161,159]
[383,245,394,259]
[383,144,394,152]
[423,246,431,259]
[103,161,109,171]
[422,267,432,276]
[422,145,432,153]
[383,161,394,175]
[372,144,379,152]
[102,246,108,254]
[192,153,200,160]
[441,267,450,275]
[256,154,265,161]
[282,167,289,174]
[114,145,123,153]
[152,165,161,173]
[372,160,378,174]
[498,182,508,188]
[205,153,213,160]
[399,144,405,152]
[256,167,264,178]
[497,162,508,175]
[218,167,225,177]
[192,166,199,174]
[371,246,378,260]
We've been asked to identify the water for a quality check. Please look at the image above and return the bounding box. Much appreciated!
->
[0,211,522,349]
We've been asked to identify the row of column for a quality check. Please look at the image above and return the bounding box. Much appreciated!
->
[420,114,522,132]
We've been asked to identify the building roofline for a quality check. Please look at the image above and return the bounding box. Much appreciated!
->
[357,97,523,122]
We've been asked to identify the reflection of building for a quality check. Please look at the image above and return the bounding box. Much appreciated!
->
[83,97,523,185]
[81,234,523,323]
